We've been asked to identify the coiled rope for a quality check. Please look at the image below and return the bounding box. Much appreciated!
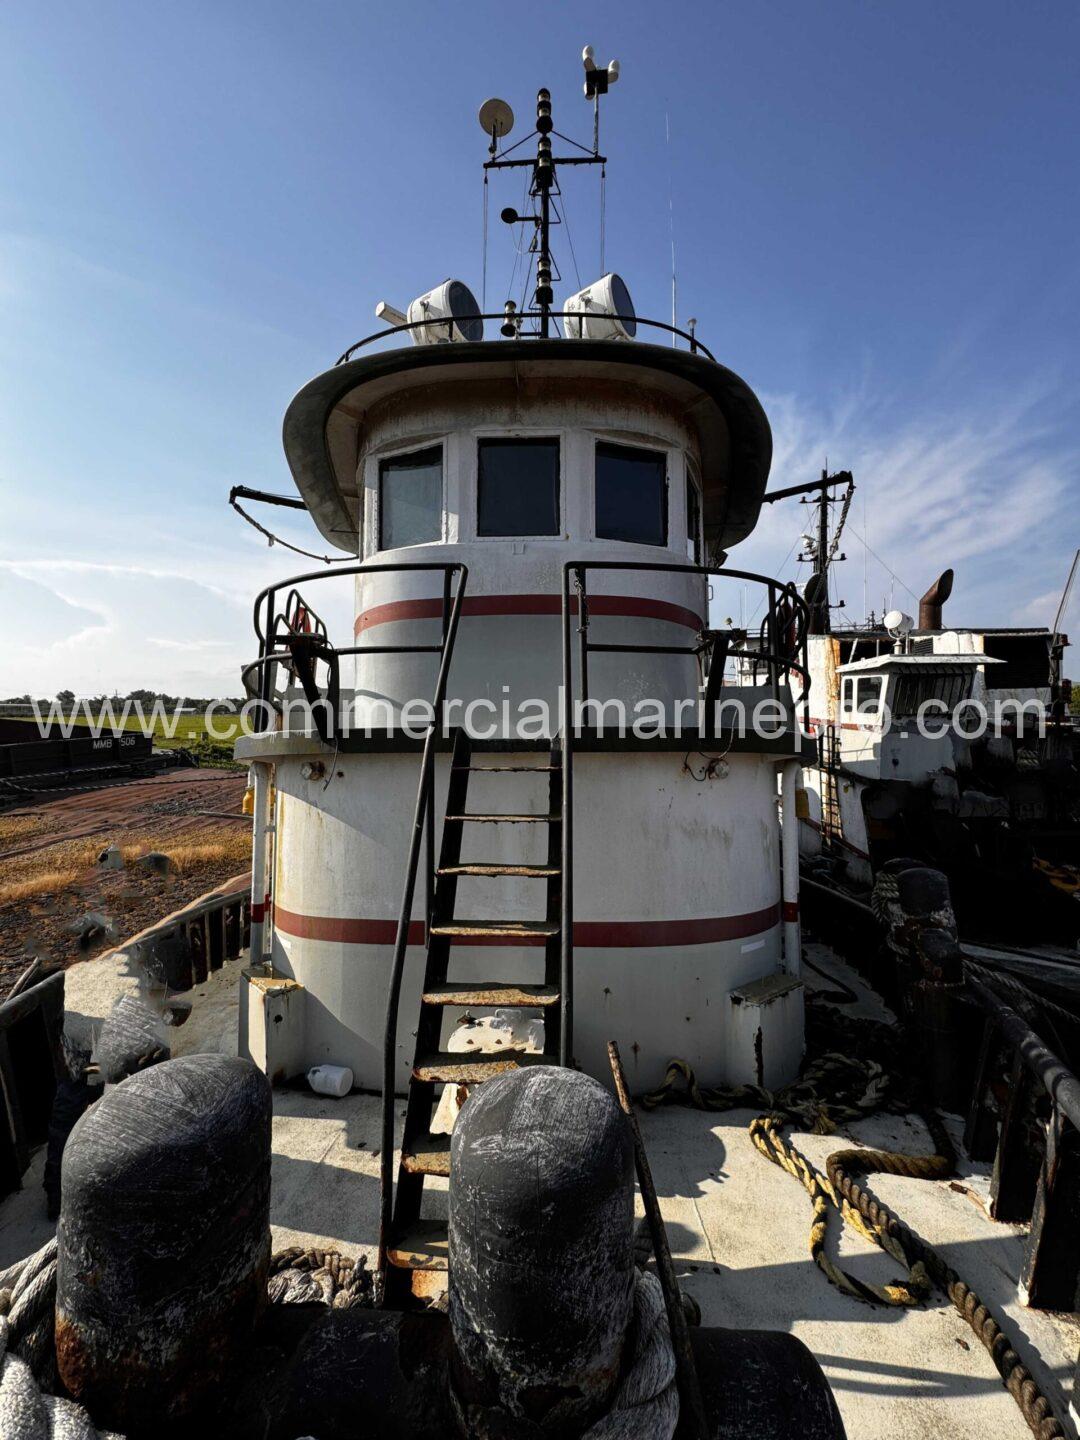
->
[0,1238,120,1440]
[645,994,1068,1440]
[267,1245,374,1309]
[0,1240,371,1440]
[823,1138,1064,1440]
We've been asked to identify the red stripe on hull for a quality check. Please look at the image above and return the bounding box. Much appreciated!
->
[353,593,704,636]
[272,903,780,948]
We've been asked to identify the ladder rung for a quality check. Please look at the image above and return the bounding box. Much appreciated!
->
[422,982,560,1008]
[413,1049,543,1083]
[437,862,559,878]
[401,1131,452,1177]
[445,814,561,824]
[430,920,560,940]
[386,1219,449,1271]
[451,765,558,772]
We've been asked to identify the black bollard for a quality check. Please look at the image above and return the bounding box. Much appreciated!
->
[449,1064,635,1435]
[55,1053,272,1434]
[894,866,965,1109]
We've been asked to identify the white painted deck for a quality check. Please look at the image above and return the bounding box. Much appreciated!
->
[1,944,1077,1438]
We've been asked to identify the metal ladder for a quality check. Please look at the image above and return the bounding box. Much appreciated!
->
[385,727,565,1304]
[820,721,843,847]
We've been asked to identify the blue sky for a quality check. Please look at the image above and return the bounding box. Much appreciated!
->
[1,0,1077,697]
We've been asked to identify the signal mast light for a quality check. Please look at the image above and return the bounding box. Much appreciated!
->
[564,273,637,341]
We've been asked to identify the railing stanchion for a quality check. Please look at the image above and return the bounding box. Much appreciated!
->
[575,567,590,713]
[260,590,276,708]
[425,765,435,944]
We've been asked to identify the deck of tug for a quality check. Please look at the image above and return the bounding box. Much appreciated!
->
[0,941,1076,1439]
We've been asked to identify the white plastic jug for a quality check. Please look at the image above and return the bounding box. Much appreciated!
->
[307,1064,353,1098]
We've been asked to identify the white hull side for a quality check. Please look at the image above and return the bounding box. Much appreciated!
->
[268,749,788,1091]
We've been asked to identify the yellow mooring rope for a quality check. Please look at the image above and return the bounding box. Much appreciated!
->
[645,1054,1066,1440]
[748,1115,935,1307]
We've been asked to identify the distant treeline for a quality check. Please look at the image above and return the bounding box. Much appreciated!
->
[0,691,247,715]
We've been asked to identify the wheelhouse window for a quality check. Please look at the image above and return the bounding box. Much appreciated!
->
[476,438,560,537]
[686,474,702,564]
[379,445,442,550]
[841,676,886,719]
[892,670,972,717]
[595,441,667,546]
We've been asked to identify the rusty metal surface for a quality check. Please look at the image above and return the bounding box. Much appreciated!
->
[387,1220,450,1271]
[429,920,560,939]
[0,770,247,862]
[413,1050,534,1083]
[422,982,559,1007]
[437,862,559,877]
[918,567,954,629]
[401,1132,452,1176]
[444,812,558,823]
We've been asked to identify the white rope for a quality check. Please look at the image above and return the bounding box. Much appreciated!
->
[580,1271,679,1440]
[0,1316,123,1440]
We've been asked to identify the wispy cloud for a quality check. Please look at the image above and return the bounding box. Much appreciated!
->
[740,372,1079,629]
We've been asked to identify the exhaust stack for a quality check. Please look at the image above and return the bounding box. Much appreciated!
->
[919,568,954,630]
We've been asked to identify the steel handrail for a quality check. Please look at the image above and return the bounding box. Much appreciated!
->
[249,561,468,714]
[967,970,1080,1135]
[565,559,810,719]
[377,565,469,1289]
[334,312,714,366]
[559,559,812,1072]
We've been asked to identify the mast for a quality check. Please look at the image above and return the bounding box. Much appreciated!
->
[535,89,554,336]
[483,52,615,334]
[761,469,854,634]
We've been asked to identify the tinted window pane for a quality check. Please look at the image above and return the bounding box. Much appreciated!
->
[855,677,884,715]
[477,438,560,537]
[379,446,442,549]
[595,442,667,546]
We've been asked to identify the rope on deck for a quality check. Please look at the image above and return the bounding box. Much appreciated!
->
[646,1041,1067,1440]
[267,1245,374,1309]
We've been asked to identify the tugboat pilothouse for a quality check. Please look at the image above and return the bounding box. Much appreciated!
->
[233,59,813,1300]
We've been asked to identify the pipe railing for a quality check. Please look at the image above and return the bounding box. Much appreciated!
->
[964,965,1080,1311]
[244,561,467,740]
[334,311,715,366]
[559,559,811,1069]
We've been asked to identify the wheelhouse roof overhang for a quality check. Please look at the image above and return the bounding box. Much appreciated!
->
[837,655,1006,675]
[282,339,772,555]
